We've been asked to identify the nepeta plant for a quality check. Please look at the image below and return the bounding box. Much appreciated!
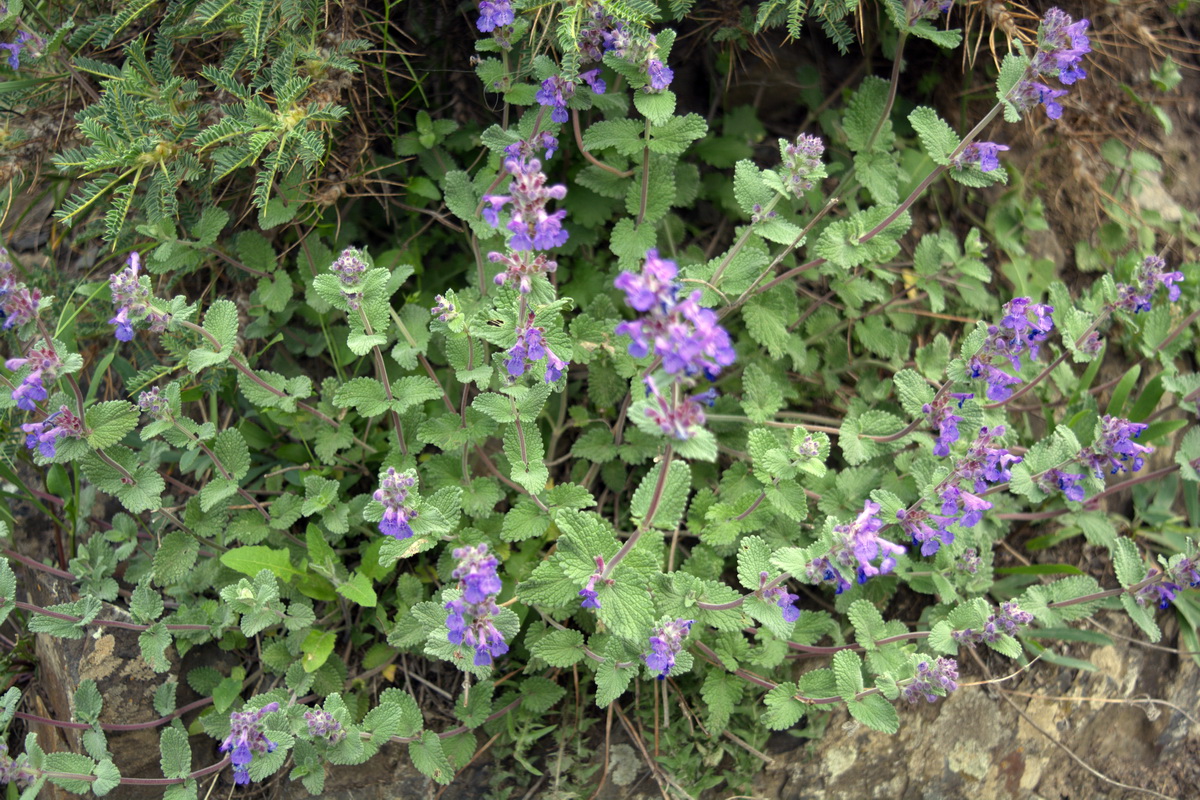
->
[0,1,1198,796]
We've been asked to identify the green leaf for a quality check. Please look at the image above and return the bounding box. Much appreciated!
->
[521,676,566,713]
[92,760,121,796]
[390,376,443,413]
[736,536,774,591]
[85,401,139,448]
[997,53,1031,122]
[44,752,97,793]
[1112,537,1146,588]
[500,499,550,542]
[630,459,690,531]
[152,532,199,586]
[832,649,864,701]
[74,680,103,724]
[333,377,389,417]
[762,682,805,729]
[847,600,886,650]
[908,107,958,166]
[733,160,773,216]
[701,671,744,735]
[648,113,707,155]
[220,546,305,581]
[634,89,676,125]
[302,630,337,673]
[815,206,911,270]
[159,728,191,780]
[409,730,453,785]
[742,362,784,423]
[844,76,891,152]
[0,559,17,627]
[336,572,378,608]
[847,694,899,733]
[138,622,172,672]
[80,446,165,513]
[595,657,636,708]
[530,629,586,668]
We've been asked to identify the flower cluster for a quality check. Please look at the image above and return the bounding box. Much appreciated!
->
[476,0,514,33]
[901,657,959,703]
[483,156,568,252]
[374,468,417,540]
[535,75,575,123]
[1079,415,1152,478]
[6,344,61,411]
[0,743,35,788]
[504,131,559,162]
[21,406,85,458]
[907,0,953,23]
[1140,555,1200,610]
[1036,467,1086,502]
[491,251,557,294]
[1011,8,1090,119]
[809,501,905,592]
[1114,255,1185,314]
[782,134,825,196]
[330,247,369,310]
[579,556,607,609]
[967,297,1054,401]
[952,142,1009,173]
[138,386,169,419]
[506,312,568,383]
[1,31,36,71]
[0,248,43,330]
[304,709,346,745]
[220,702,280,786]
[938,425,1021,529]
[445,544,509,666]
[896,507,955,557]
[759,573,801,623]
[953,601,1034,645]
[925,391,973,457]
[644,618,693,679]
[431,294,456,323]
[109,252,170,341]
[957,548,982,573]
[614,250,735,439]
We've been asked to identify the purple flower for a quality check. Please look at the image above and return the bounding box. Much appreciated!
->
[219,703,280,785]
[579,559,606,609]
[506,314,568,383]
[1169,555,1200,589]
[908,0,954,23]
[431,294,457,322]
[445,544,509,666]
[373,468,417,539]
[0,743,36,789]
[0,248,42,330]
[108,252,170,341]
[20,406,84,458]
[1037,468,1086,502]
[1115,255,1185,313]
[902,657,959,703]
[643,618,692,679]
[504,132,560,161]
[829,501,906,581]
[645,59,673,91]
[954,600,1034,645]
[805,556,853,594]
[614,249,678,313]
[957,548,982,574]
[330,247,369,309]
[304,709,345,744]
[1038,8,1090,84]
[491,251,558,294]
[535,76,574,124]
[1,32,35,71]
[138,387,169,419]
[896,508,955,557]
[1135,569,1181,610]
[967,298,1054,401]
[6,344,61,412]
[759,573,801,623]
[488,157,569,252]
[1079,415,1153,478]
[580,68,606,95]
[476,0,514,32]
[952,142,1010,173]
[939,485,992,528]
[924,393,968,457]
[782,134,825,196]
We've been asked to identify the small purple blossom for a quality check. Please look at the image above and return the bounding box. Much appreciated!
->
[902,657,959,703]
[896,508,955,557]
[304,709,346,744]
[1115,255,1185,314]
[506,314,568,384]
[925,392,969,457]
[830,500,906,582]
[219,703,280,786]
[1079,415,1152,478]
[431,294,456,322]
[445,544,509,666]
[939,485,992,528]
[1,31,35,71]
[645,59,673,91]
[138,386,169,419]
[374,468,417,540]
[505,132,560,161]
[580,68,606,95]
[1135,569,1181,610]
[954,601,1034,645]
[21,406,84,458]
[957,547,982,574]
[330,247,370,310]
[6,344,61,412]
[109,252,170,341]
[491,251,557,294]
[643,379,717,440]
[968,298,1055,401]
[476,0,514,32]
[908,0,954,23]
[759,573,801,623]
[1037,468,1086,502]
[644,618,692,679]
[952,142,1010,173]
[782,134,825,196]
[0,248,42,330]
[535,76,574,124]
[485,157,569,252]
[0,743,35,789]
[1009,9,1090,120]
[579,556,606,609]
[1169,555,1200,589]
[806,555,853,594]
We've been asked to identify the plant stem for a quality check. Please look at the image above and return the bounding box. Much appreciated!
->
[600,444,673,580]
